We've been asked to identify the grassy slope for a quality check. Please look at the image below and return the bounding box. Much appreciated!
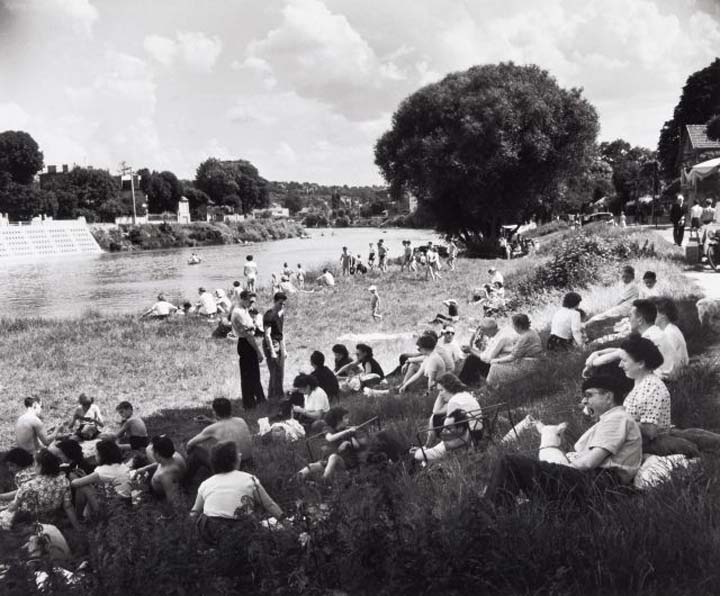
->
[0,228,696,448]
[5,227,720,594]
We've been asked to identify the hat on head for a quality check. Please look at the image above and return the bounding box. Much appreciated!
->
[488,267,497,273]
[368,285,377,292]
[443,299,458,306]
[478,318,498,332]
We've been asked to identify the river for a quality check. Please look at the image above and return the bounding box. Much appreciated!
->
[0,227,437,319]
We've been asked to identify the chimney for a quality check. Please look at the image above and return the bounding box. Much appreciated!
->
[47,165,57,174]
[62,164,68,173]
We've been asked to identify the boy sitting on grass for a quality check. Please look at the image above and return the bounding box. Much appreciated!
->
[100,401,149,451]
[399,334,447,395]
[298,407,367,481]
[69,393,104,439]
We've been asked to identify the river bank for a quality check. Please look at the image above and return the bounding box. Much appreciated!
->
[90,219,306,252]
[3,226,719,595]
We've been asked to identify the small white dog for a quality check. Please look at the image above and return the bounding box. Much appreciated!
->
[534,420,571,466]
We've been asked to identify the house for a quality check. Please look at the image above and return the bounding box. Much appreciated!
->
[679,124,720,201]
[251,204,289,218]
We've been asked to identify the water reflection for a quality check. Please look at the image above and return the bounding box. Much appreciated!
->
[0,228,436,318]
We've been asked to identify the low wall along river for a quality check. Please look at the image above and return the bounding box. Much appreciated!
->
[0,220,102,259]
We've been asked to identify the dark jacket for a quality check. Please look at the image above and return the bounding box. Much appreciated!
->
[670,203,685,224]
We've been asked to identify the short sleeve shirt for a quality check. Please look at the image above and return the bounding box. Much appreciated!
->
[305,388,330,415]
[14,474,70,517]
[573,406,642,483]
[642,325,680,380]
[511,330,544,360]
[263,309,284,341]
[623,374,671,432]
[152,301,176,316]
[231,306,256,339]
[95,463,132,498]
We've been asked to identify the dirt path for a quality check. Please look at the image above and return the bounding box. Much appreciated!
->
[654,226,720,299]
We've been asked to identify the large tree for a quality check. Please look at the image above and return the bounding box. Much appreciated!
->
[194,158,269,215]
[375,62,599,245]
[42,167,120,222]
[0,174,58,221]
[657,58,720,180]
[0,130,44,185]
[139,169,182,213]
[599,140,656,210]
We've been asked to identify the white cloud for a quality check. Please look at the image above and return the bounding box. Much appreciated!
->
[177,31,223,72]
[144,31,222,72]
[3,0,720,185]
[244,0,412,119]
[143,35,178,67]
[0,102,30,129]
[7,0,98,36]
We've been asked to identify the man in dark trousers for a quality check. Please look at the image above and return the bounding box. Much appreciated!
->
[669,194,686,247]
[263,292,287,400]
[231,290,266,409]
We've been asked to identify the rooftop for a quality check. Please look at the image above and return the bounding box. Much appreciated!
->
[685,124,720,151]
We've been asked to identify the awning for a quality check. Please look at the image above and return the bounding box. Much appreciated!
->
[683,157,720,185]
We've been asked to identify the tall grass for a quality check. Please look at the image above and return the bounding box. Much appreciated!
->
[2,226,718,595]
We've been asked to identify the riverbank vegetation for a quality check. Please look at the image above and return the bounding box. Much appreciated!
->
[89,219,306,252]
[3,226,720,594]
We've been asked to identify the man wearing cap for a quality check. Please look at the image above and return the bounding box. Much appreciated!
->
[231,290,266,409]
[669,195,685,246]
[485,375,642,505]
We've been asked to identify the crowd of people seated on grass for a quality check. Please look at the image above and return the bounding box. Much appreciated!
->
[4,258,719,566]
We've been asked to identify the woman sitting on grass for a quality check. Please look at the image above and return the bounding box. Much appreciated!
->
[71,439,132,511]
[618,336,671,450]
[4,449,80,531]
[298,407,367,481]
[292,374,331,429]
[486,314,544,388]
[335,343,385,391]
[332,344,354,376]
[410,409,472,464]
[548,292,585,351]
[425,374,482,448]
[191,441,283,545]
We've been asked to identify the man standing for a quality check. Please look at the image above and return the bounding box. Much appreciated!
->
[231,290,266,409]
[263,292,287,400]
[486,375,642,505]
[670,195,685,246]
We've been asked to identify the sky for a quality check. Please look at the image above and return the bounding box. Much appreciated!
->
[0,0,719,185]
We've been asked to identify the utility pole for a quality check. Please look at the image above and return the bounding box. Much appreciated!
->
[119,162,137,225]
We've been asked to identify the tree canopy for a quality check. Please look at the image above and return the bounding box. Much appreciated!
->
[374,62,599,243]
[138,169,183,213]
[43,167,121,222]
[657,58,720,180]
[0,130,44,185]
[599,140,656,210]
[194,158,269,215]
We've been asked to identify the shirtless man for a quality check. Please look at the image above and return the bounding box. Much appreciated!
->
[185,398,254,480]
[15,397,56,454]
[134,435,186,506]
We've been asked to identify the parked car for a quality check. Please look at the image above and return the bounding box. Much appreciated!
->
[581,212,615,226]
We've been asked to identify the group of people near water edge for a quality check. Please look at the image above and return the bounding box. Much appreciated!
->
[4,236,718,570]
